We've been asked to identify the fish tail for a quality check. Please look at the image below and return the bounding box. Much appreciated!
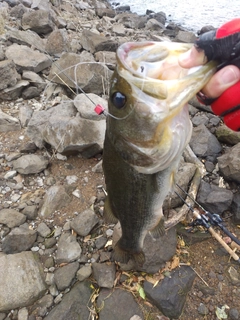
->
[112,242,145,266]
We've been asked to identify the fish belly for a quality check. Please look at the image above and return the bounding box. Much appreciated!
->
[103,133,177,265]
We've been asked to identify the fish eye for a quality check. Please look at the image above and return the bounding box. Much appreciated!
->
[111,92,126,109]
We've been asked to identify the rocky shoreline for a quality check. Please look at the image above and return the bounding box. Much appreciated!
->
[0,0,240,319]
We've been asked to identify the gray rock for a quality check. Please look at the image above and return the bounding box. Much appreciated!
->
[0,60,18,90]
[80,29,118,53]
[5,44,51,73]
[92,262,116,288]
[54,262,79,291]
[97,288,144,320]
[29,294,54,318]
[2,226,37,254]
[0,208,26,228]
[12,154,49,174]
[26,101,106,156]
[21,9,55,34]
[144,266,196,319]
[229,308,239,320]
[22,70,46,91]
[198,303,209,315]
[218,143,240,183]
[0,80,29,101]
[116,12,147,29]
[71,209,99,237]
[73,93,107,120]
[9,3,28,19]
[38,185,71,218]
[175,30,197,43]
[22,205,38,220]
[191,113,209,126]
[48,52,112,95]
[231,192,240,223]
[55,232,82,264]
[94,51,116,69]
[44,281,93,320]
[113,222,177,273]
[76,265,92,281]
[0,109,21,132]
[197,180,233,214]
[6,29,46,51]
[216,125,240,145]
[190,123,222,158]
[22,86,42,99]
[18,105,33,127]
[17,307,28,320]
[45,29,69,55]
[145,18,165,30]
[0,252,47,312]
[37,222,51,237]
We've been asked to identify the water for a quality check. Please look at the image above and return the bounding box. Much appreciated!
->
[110,0,240,33]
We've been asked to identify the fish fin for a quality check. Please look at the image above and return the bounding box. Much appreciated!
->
[149,218,165,239]
[112,242,145,266]
[103,196,118,224]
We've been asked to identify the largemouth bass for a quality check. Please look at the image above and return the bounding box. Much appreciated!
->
[103,41,217,265]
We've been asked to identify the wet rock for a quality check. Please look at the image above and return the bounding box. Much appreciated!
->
[0,109,21,132]
[113,222,177,273]
[55,232,82,264]
[76,265,92,281]
[38,185,71,218]
[0,208,26,228]
[6,29,46,51]
[5,44,51,73]
[0,252,47,312]
[144,266,196,319]
[92,262,116,288]
[2,226,37,254]
[197,180,233,214]
[49,52,112,95]
[218,143,240,183]
[71,209,99,236]
[44,281,93,320]
[150,11,166,25]
[97,288,144,320]
[190,123,222,158]
[0,60,18,90]
[12,154,49,174]
[54,262,79,291]
[216,125,240,145]
[21,9,55,34]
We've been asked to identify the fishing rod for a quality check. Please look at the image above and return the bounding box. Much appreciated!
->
[175,186,240,263]
[176,183,240,246]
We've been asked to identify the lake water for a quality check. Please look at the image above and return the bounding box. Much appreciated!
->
[109,0,240,33]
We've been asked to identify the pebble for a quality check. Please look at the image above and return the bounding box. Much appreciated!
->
[198,303,209,315]
[4,170,17,179]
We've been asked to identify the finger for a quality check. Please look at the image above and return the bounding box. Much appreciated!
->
[201,65,240,98]
[178,47,207,68]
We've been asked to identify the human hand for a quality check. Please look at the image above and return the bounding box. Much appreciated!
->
[179,18,240,131]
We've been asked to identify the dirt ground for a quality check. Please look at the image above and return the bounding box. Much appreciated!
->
[1,126,240,320]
